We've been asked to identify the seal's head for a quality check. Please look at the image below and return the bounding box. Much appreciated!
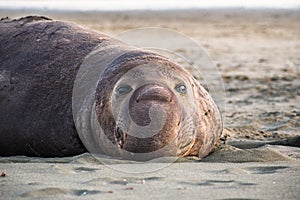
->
[95,51,222,160]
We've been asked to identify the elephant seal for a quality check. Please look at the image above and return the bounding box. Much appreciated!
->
[0,16,222,160]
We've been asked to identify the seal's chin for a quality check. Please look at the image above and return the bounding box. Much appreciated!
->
[114,83,181,155]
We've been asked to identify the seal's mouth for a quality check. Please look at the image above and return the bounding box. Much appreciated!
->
[113,116,195,155]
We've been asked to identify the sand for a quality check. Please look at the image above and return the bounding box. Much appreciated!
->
[1,156,300,199]
[0,9,300,199]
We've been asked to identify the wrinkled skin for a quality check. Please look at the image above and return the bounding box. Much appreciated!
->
[0,16,222,159]
[95,52,223,160]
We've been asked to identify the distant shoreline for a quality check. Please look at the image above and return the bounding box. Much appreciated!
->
[0,0,299,12]
[0,7,299,13]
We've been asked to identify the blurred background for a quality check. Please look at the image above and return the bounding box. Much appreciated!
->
[0,0,299,11]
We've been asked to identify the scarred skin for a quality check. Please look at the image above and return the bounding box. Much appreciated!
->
[0,16,222,159]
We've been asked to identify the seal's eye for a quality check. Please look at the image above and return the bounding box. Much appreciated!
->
[175,83,187,94]
[116,84,132,96]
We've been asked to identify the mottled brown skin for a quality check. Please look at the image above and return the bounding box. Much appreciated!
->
[0,16,222,159]
[0,16,104,156]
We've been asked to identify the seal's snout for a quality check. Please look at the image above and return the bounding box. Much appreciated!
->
[129,84,174,126]
[135,84,172,103]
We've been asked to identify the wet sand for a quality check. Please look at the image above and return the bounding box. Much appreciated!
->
[0,9,300,199]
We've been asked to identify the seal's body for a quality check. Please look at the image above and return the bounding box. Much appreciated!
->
[0,16,222,159]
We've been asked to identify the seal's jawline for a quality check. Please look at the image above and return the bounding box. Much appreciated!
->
[113,114,196,156]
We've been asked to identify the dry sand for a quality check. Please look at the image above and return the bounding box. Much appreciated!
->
[0,9,300,199]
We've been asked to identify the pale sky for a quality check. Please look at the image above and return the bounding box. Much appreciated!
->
[0,0,299,11]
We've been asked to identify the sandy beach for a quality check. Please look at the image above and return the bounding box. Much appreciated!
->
[0,9,300,199]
